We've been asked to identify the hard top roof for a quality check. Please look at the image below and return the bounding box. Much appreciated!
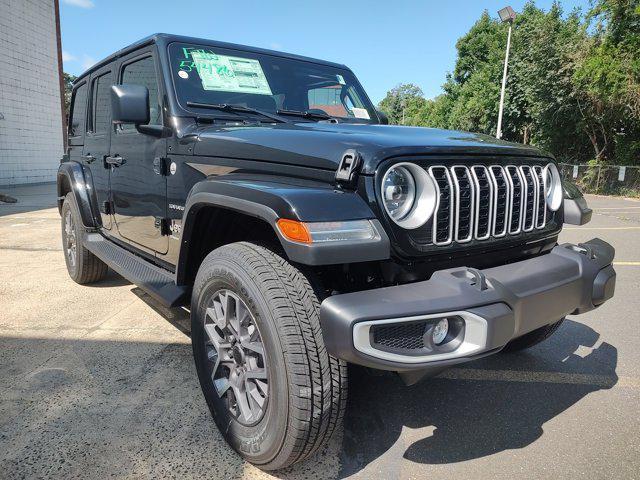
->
[74,33,348,83]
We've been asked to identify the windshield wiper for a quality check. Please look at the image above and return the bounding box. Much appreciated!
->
[186,102,288,123]
[276,109,336,121]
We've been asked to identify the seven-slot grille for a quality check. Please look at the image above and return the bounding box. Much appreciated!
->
[428,164,550,246]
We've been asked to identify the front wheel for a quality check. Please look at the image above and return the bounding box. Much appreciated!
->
[190,242,347,470]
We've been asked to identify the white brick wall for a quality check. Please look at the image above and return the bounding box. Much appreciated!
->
[0,0,64,186]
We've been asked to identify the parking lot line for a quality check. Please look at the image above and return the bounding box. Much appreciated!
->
[613,261,640,266]
[441,368,638,389]
[594,206,640,210]
[564,226,640,230]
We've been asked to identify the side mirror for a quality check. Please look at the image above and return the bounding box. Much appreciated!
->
[376,109,389,125]
[563,180,592,225]
[111,84,149,125]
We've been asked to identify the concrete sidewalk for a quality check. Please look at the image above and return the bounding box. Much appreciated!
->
[0,185,638,479]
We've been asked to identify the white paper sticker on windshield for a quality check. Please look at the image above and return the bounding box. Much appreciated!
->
[191,51,272,95]
[336,74,346,85]
[351,107,370,119]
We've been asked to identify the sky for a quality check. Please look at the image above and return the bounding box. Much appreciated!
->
[60,0,589,104]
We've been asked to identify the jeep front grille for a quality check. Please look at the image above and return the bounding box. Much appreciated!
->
[427,164,550,246]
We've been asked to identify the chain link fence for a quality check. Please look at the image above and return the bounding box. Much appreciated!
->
[559,163,640,197]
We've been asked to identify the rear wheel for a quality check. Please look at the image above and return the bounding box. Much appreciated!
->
[191,242,347,470]
[61,193,108,284]
[501,318,565,353]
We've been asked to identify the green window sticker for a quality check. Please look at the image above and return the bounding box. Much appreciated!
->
[190,51,273,95]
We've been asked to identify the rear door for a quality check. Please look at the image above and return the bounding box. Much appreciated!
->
[83,67,114,230]
[109,49,168,254]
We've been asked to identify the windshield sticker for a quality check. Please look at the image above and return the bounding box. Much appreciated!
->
[336,74,346,85]
[351,107,370,120]
[178,70,189,79]
[190,51,273,95]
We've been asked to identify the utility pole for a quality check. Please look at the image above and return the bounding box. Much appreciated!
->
[496,6,516,139]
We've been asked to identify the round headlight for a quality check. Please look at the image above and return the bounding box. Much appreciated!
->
[381,163,437,229]
[382,166,415,221]
[543,163,562,211]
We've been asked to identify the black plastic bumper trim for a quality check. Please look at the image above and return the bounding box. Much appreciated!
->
[319,238,615,371]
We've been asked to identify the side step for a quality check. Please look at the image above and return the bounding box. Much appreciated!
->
[84,233,189,308]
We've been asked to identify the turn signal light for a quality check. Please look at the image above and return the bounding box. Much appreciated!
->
[277,219,311,243]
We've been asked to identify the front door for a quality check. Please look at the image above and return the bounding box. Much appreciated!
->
[83,67,114,230]
[109,50,168,254]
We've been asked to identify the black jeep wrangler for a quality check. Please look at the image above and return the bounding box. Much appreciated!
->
[58,34,616,470]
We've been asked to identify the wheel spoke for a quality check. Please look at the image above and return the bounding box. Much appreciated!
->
[241,340,264,356]
[206,306,226,329]
[204,324,231,351]
[232,384,254,423]
[247,380,266,408]
[244,368,267,380]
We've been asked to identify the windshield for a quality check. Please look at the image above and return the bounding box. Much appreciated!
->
[169,42,378,123]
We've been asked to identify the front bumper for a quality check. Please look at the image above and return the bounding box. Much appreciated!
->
[319,238,616,371]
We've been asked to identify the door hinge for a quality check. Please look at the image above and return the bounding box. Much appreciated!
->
[335,149,362,189]
[101,200,113,215]
[154,217,172,236]
[153,157,170,176]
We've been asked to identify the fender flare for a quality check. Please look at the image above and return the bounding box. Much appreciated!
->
[57,161,98,228]
[175,176,390,284]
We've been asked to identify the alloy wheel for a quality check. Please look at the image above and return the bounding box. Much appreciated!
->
[204,289,269,426]
[64,209,77,268]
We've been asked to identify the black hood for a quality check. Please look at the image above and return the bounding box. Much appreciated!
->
[192,122,548,174]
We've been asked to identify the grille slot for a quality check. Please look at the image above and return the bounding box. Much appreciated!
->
[470,166,493,240]
[488,166,510,237]
[451,166,474,243]
[506,166,524,234]
[425,163,551,246]
[533,166,546,229]
[520,166,537,231]
[429,166,454,245]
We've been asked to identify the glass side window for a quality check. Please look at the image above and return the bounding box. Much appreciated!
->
[69,83,88,137]
[120,56,161,131]
[308,86,352,117]
[90,72,113,134]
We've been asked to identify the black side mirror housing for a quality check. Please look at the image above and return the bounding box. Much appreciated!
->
[111,84,150,125]
[376,109,389,125]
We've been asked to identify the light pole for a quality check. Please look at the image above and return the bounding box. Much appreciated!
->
[496,6,516,139]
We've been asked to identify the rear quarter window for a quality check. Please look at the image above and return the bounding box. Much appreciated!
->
[69,83,88,137]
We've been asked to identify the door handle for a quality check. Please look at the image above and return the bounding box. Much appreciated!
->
[82,154,96,164]
[104,155,126,167]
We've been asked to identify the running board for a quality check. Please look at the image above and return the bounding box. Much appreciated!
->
[84,233,189,307]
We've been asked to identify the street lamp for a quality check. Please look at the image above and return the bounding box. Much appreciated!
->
[496,6,516,139]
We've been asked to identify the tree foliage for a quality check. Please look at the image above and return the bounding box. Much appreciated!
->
[378,0,640,165]
[63,72,77,118]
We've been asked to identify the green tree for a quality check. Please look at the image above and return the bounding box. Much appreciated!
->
[378,83,425,125]
[63,72,77,118]
[377,0,640,169]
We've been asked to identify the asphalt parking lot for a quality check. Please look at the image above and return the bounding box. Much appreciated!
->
[1,183,639,479]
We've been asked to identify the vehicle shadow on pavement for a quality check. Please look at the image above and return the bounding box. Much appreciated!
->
[338,319,618,477]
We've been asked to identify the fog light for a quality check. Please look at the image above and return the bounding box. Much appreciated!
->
[432,318,449,345]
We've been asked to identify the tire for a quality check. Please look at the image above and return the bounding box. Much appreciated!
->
[61,193,108,284]
[501,317,565,353]
[190,242,347,470]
